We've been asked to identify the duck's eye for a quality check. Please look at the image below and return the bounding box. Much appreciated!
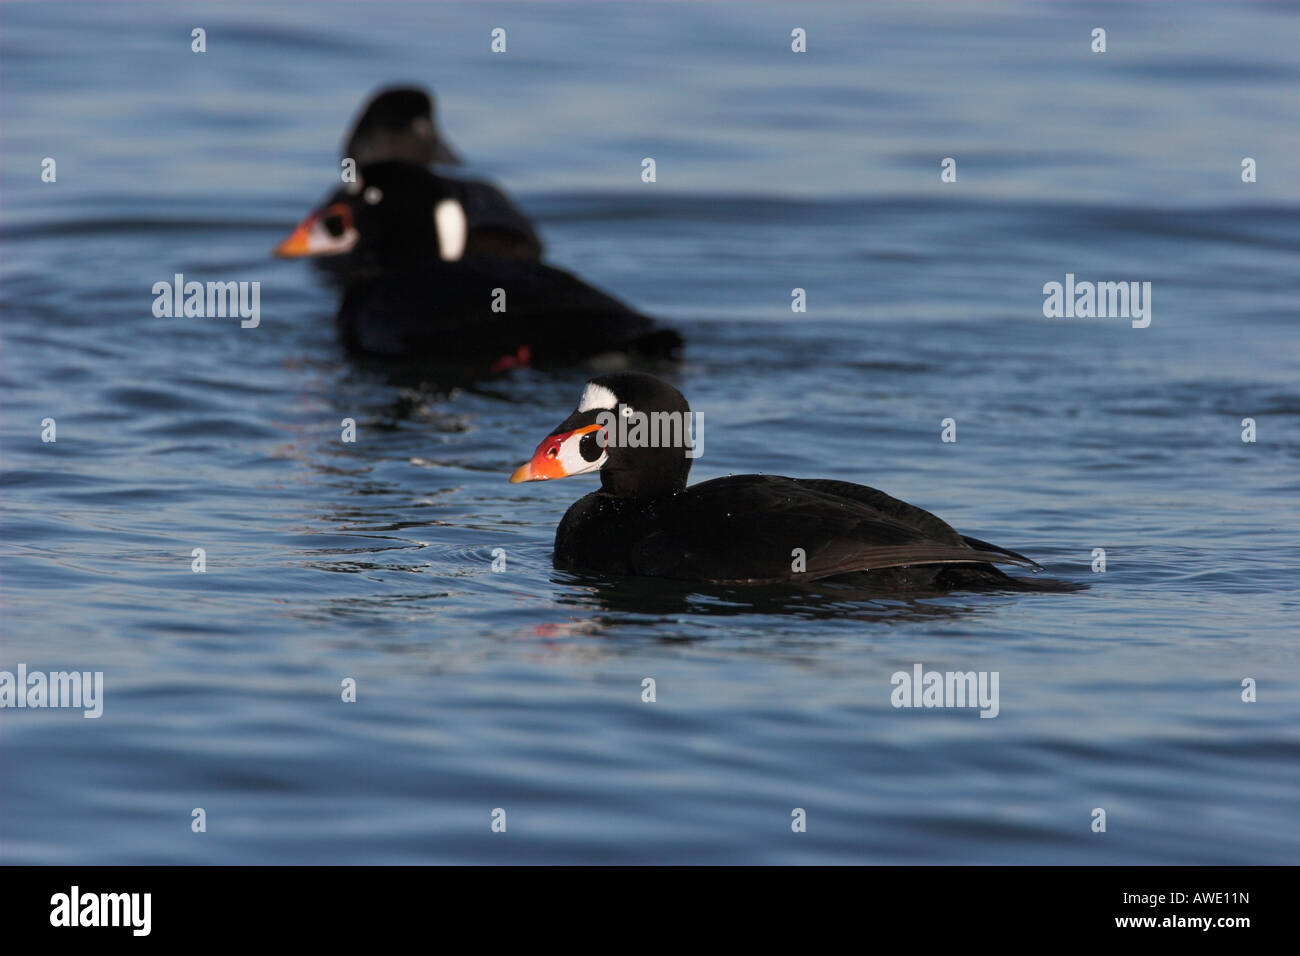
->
[546,446,558,459]
[320,203,353,236]
[579,431,604,462]
[363,186,383,205]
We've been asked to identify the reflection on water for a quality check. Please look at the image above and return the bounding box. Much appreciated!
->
[555,569,1043,625]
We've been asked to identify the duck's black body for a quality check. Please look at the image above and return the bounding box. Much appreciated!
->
[337,259,680,361]
[512,373,1076,593]
[447,177,544,260]
[554,474,1047,587]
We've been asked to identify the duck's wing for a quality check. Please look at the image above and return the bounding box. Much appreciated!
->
[338,260,680,360]
[798,478,1043,571]
[449,178,544,259]
[630,475,1040,584]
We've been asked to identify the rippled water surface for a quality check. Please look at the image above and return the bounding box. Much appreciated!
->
[2,2,1298,864]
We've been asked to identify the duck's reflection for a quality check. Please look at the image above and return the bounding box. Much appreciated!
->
[547,567,1023,628]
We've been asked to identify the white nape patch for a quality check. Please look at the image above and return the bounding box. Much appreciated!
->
[577,382,618,413]
[363,186,383,205]
[434,198,467,261]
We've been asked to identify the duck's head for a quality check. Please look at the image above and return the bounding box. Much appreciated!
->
[273,161,466,267]
[344,85,461,167]
[511,373,695,498]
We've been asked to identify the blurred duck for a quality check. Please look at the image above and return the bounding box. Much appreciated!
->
[275,162,681,364]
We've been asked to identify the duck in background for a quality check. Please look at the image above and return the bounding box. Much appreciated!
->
[302,85,543,283]
[510,372,1078,592]
[275,161,681,366]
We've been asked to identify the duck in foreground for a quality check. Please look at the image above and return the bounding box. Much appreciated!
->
[511,372,1078,591]
[274,162,681,364]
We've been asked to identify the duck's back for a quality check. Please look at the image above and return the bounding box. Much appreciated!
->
[555,474,1044,585]
[449,178,544,260]
[338,259,680,361]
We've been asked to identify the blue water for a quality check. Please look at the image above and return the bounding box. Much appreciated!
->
[2,2,1298,864]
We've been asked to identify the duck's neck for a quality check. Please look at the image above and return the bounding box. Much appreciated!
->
[599,454,690,499]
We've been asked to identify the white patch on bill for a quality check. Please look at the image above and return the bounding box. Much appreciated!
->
[556,429,607,477]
